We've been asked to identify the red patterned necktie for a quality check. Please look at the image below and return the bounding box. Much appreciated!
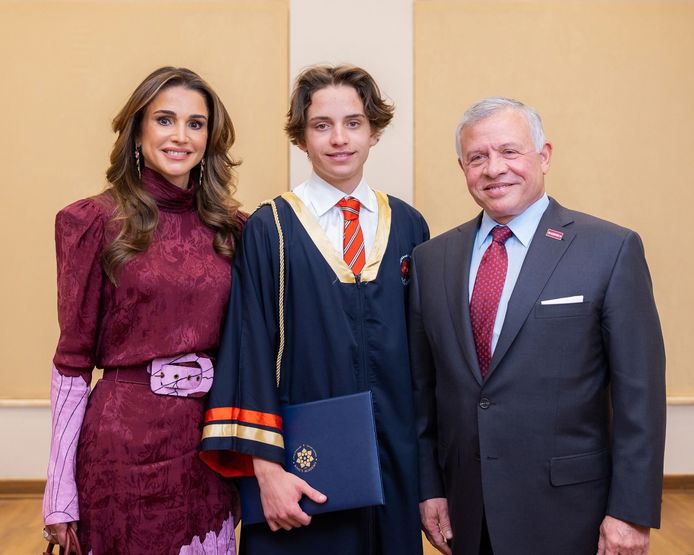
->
[470,225,514,377]
[337,197,366,275]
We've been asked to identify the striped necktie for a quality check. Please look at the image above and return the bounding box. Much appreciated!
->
[337,197,366,275]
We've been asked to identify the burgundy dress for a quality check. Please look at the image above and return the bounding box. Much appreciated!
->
[49,168,237,554]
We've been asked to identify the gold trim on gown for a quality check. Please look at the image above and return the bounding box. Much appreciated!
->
[280,191,392,284]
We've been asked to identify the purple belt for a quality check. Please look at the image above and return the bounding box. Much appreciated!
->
[102,365,150,385]
[102,354,214,398]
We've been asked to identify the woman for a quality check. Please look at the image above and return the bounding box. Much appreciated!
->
[42,66,243,554]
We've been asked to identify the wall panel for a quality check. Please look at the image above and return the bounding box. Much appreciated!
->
[0,0,288,398]
[414,0,694,395]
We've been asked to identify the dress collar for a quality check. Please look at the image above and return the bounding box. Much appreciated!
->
[142,167,196,213]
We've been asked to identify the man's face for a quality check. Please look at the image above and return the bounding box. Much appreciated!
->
[458,108,551,224]
[299,85,378,194]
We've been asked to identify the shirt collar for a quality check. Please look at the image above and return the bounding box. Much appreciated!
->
[305,172,377,217]
[475,193,549,250]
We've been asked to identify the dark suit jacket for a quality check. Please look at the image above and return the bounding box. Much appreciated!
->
[409,198,666,555]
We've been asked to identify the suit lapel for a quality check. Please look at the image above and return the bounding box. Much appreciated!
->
[444,215,483,386]
[485,199,575,380]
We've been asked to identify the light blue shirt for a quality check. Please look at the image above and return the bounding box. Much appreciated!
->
[469,194,549,353]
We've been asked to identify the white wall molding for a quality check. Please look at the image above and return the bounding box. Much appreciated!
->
[2,402,692,478]
[0,399,49,408]
[1,404,51,479]
[663,403,694,475]
[5,397,690,407]
[667,396,694,406]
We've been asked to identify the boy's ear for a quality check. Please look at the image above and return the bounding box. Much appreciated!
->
[297,140,308,152]
[369,131,381,147]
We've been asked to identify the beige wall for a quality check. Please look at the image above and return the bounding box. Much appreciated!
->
[0,0,288,399]
[1,0,693,478]
[414,0,694,396]
[289,0,413,202]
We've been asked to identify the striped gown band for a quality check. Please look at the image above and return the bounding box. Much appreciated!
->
[203,406,284,449]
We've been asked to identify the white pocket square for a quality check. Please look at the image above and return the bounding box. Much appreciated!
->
[541,295,584,305]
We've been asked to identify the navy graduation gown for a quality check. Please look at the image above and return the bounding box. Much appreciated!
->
[202,191,429,555]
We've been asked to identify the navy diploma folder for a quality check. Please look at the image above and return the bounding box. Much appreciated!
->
[238,391,384,525]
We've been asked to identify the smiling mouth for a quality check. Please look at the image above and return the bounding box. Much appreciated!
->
[485,182,513,192]
[327,151,355,160]
[162,149,192,160]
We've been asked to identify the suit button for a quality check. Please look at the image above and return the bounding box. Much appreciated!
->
[479,398,491,409]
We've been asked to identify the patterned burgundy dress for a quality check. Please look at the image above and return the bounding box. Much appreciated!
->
[43,168,237,554]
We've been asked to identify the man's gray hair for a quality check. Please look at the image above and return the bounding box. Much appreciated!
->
[454,97,546,161]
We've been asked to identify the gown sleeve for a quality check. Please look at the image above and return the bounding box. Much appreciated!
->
[201,206,286,477]
[43,198,107,524]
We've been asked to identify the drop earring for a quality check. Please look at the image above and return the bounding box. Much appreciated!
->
[199,158,206,186]
[134,146,142,180]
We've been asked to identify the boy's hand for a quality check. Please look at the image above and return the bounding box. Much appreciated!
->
[253,458,327,532]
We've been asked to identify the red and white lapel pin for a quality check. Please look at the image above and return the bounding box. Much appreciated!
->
[545,228,564,241]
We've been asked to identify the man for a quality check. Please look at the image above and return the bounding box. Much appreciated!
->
[201,65,428,554]
[409,97,665,555]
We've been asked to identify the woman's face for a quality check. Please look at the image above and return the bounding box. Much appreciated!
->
[137,85,209,188]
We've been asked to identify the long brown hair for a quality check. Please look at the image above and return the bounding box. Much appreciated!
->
[103,66,242,283]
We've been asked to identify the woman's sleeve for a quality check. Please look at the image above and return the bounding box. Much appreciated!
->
[200,208,285,477]
[43,364,89,524]
[52,199,108,380]
[43,199,107,524]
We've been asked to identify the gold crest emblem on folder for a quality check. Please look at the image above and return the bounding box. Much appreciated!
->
[293,444,318,472]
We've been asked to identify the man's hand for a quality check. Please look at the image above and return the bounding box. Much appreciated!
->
[597,515,650,555]
[420,497,453,555]
[253,458,327,532]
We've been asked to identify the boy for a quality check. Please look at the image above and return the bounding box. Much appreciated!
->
[202,65,428,554]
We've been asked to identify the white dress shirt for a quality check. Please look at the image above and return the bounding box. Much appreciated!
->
[469,194,550,353]
[292,172,379,258]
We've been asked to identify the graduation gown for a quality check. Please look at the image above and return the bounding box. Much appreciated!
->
[201,191,429,554]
